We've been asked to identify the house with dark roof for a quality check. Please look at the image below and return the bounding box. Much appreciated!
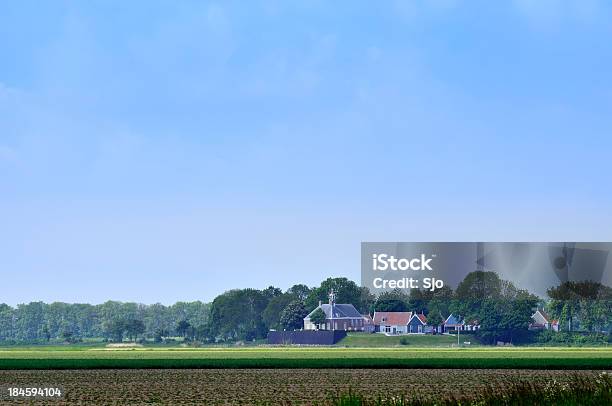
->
[443,314,464,333]
[408,313,428,333]
[303,290,373,331]
[530,309,559,332]
[443,314,480,333]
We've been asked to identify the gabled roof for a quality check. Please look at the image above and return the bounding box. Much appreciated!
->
[305,303,363,319]
[533,309,552,323]
[444,314,463,326]
[373,312,412,326]
[411,314,427,324]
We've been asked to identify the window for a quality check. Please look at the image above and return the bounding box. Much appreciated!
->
[385,326,391,333]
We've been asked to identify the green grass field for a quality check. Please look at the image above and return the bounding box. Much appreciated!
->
[0,346,610,370]
[338,332,478,347]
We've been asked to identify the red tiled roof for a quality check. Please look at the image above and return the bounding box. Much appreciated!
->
[373,312,412,326]
[415,314,427,324]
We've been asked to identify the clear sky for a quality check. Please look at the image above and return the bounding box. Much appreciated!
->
[1,1,611,305]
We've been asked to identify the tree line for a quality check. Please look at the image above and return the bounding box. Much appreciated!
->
[374,272,611,344]
[373,271,541,344]
[0,301,210,344]
[0,278,368,344]
[1,273,609,345]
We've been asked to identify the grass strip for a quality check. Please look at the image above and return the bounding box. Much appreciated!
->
[1,356,611,370]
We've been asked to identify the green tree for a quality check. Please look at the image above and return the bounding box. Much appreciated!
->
[103,319,126,342]
[0,304,15,342]
[586,299,612,333]
[427,298,450,322]
[60,322,76,343]
[498,297,537,343]
[154,327,170,343]
[176,320,191,338]
[547,281,612,333]
[0,300,211,344]
[41,324,51,342]
[449,271,539,344]
[99,301,128,341]
[374,289,409,312]
[286,284,312,301]
[305,277,365,312]
[14,302,45,341]
[478,296,537,344]
[144,303,171,341]
[359,286,376,314]
[548,281,612,300]
[455,271,504,300]
[262,286,283,299]
[477,299,502,344]
[426,311,443,328]
[262,294,296,330]
[125,319,145,342]
[407,289,428,314]
[209,289,269,341]
[193,324,214,342]
[309,308,327,330]
[279,301,308,330]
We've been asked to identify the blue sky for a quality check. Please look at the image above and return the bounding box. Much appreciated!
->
[1,1,612,305]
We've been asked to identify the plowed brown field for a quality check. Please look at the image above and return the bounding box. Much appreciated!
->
[0,369,607,405]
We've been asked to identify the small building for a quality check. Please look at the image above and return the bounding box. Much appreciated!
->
[303,290,371,331]
[373,312,431,334]
[530,309,559,332]
[443,314,464,333]
[373,311,412,334]
[463,319,481,332]
[408,313,427,334]
[443,314,480,333]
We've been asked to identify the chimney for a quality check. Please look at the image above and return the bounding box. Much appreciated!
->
[318,300,322,307]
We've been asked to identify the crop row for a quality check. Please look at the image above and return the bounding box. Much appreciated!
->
[1,357,611,370]
[1,348,611,370]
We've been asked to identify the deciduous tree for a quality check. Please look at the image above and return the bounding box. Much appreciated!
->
[279,301,308,331]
